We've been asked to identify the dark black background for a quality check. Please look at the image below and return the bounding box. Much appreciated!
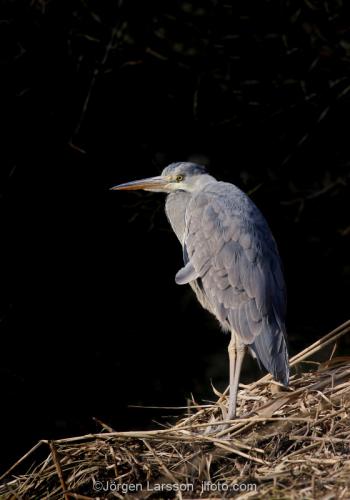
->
[1,0,349,471]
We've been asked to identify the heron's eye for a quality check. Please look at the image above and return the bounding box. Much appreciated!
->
[176,175,184,182]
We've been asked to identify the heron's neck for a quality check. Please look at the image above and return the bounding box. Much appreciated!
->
[194,174,216,190]
[165,190,192,243]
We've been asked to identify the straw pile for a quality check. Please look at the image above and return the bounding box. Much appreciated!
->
[1,321,350,499]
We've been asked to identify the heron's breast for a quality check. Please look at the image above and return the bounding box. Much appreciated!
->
[165,191,192,242]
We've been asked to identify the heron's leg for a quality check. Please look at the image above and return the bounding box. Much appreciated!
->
[227,334,246,420]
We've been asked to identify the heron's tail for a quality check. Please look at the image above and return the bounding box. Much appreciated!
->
[250,319,289,386]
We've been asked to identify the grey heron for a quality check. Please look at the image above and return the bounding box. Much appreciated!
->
[111,162,289,420]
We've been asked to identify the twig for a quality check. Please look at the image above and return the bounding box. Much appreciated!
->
[71,23,119,142]
[288,435,349,443]
[0,440,45,482]
[65,494,96,500]
[289,320,350,367]
[142,440,178,483]
[199,436,266,465]
[49,441,69,500]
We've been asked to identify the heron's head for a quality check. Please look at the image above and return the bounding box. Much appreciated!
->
[110,162,214,193]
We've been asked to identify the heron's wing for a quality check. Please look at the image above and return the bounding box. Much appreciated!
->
[175,261,199,285]
[181,184,288,384]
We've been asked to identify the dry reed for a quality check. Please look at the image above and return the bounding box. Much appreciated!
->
[1,320,350,499]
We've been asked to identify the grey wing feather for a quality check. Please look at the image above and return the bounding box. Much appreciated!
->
[182,183,289,385]
[175,261,199,285]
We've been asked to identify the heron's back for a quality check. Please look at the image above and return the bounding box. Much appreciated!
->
[166,182,289,385]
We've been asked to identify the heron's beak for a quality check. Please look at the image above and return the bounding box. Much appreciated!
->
[110,175,170,192]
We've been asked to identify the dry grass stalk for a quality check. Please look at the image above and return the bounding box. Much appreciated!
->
[0,320,349,499]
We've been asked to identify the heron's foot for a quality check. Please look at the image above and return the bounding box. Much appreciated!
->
[203,414,220,435]
[203,414,236,435]
[219,410,259,437]
[203,403,252,435]
[204,419,234,436]
[201,398,227,434]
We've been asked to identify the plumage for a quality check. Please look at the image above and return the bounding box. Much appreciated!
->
[175,261,199,285]
[165,164,289,387]
[112,161,289,419]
